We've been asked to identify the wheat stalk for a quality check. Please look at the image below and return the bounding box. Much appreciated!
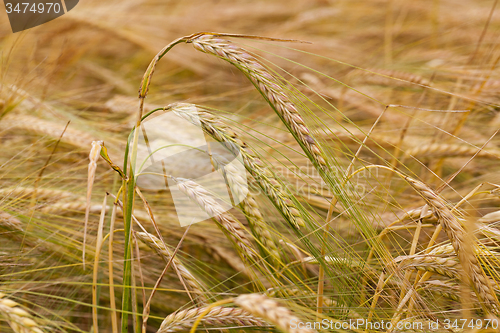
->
[400,207,438,224]
[157,306,268,332]
[404,143,500,159]
[40,201,151,221]
[135,231,207,304]
[234,293,317,333]
[40,202,106,214]
[171,103,305,230]
[384,206,438,227]
[172,177,257,259]
[0,293,44,333]
[404,175,500,314]
[188,35,329,174]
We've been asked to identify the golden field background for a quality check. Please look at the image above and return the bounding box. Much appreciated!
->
[2,0,500,332]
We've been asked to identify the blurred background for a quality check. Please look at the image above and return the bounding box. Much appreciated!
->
[2,0,500,332]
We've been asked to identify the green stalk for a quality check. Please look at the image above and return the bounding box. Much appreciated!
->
[119,38,193,331]
[121,175,135,333]
[119,38,178,329]
[121,130,135,333]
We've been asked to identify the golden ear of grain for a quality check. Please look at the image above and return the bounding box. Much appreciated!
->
[395,253,461,279]
[240,194,281,261]
[3,115,95,149]
[189,35,329,174]
[234,293,317,333]
[400,207,438,224]
[210,154,281,260]
[135,231,208,304]
[0,187,76,202]
[172,177,258,259]
[397,245,500,281]
[0,293,44,333]
[172,103,305,230]
[41,202,107,215]
[478,210,500,224]
[40,200,151,222]
[405,175,500,315]
[157,306,268,332]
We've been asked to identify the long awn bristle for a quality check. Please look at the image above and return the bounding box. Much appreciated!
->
[171,103,306,230]
[189,35,330,174]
